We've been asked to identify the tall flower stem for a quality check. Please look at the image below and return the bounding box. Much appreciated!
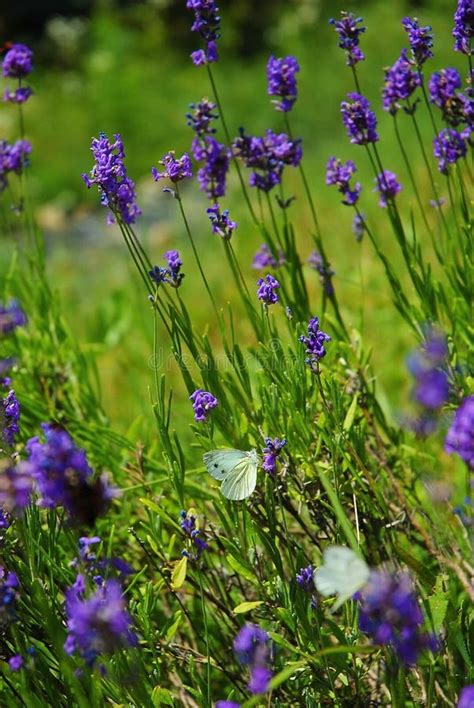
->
[175,184,220,322]
[206,64,258,225]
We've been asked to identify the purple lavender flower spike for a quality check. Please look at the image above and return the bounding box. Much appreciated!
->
[2,44,33,78]
[152,151,193,183]
[187,0,220,66]
[402,17,433,67]
[296,565,314,593]
[358,571,437,665]
[4,87,33,104]
[329,12,366,66]
[300,317,331,368]
[352,213,366,242]
[234,623,272,694]
[186,98,218,137]
[307,252,335,296]
[233,128,302,192]
[374,170,402,207]
[2,390,20,447]
[458,685,474,708]
[207,204,236,239]
[0,299,27,336]
[179,510,208,555]
[252,244,285,270]
[0,462,32,515]
[83,133,141,225]
[8,655,23,672]
[267,55,300,112]
[262,437,287,474]
[0,567,19,625]
[453,0,474,54]
[189,389,218,422]
[429,68,464,125]
[248,665,272,695]
[326,157,361,205]
[257,274,280,305]
[445,396,474,469]
[433,129,467,174]
[341,93,378,145]
[194,138,230,199]
[382,49,421,115]
[64,579,136,665]
[0,141,32,192]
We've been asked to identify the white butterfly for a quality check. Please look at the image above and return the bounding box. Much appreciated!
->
[314,546,370,610]
[203,448,259,501]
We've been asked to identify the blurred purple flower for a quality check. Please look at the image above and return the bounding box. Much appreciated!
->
[0,567,19,625]
[433,129,467,174]
[445,396,474,469]
[0,141,32,192]
[248,665,272,695]
[8,655,23,672]
[3,87,33,104]
[233,128,302,192]
[207,204,236,239]
[374,170,402,207]
[0,462,32,515]
[252,244,285,270]
[2,390,20,447]
[262,437,286,474]
[193,137,230,199]
[358,570,437,665]
[64,579,136,665]
[2,44,33,78]
[307,251,335,297]
[458,685,474,708]
[352,212,366,242]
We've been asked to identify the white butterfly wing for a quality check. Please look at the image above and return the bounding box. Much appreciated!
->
[203,449,249,481]
[220,455,257,501]
[314,546,370,610]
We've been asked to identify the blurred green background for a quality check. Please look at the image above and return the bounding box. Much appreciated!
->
[0,0,464,440]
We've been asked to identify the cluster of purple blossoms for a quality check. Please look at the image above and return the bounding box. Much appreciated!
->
[234,624,272,695]
[64,579,136,666]
[459,686,474,707]
[402,17,434,67]
[326,157,361,206]
[428,68,467,126]
[216,702,240,708]
[189,389,218,422]
[2,44,34,104]
[330,12,366,66]
[374,170,402,208]
[193,138,230,199]
[382,49,421,115]
[2,389,20,447]
[0,567,19,625]
[358,571,437,665]
[300,317,331,369]
[453,0,474,54]
[445,396,474,469]
[261,437,287,474]
[8,655,24,672]
[266,55,300,112]
[2,43,33,78]
[72,536,134,589]
[0,462,32,517]
[433,128,467,174]
[26,424,116,524]
[186,0,220,66]
[186,98,218,137]
[150,250,184,288]
[83,134,141,225]
[341,93,379,145]
[207,204,237,239]
[232,128,302,192]
[307,252,335,297]
[296,565,314,593]
[0,140,32,192]
[179,510,209,555]
[152,151,193,185]
[252,244,285,270]
[257,274,280,305]
[405,328,449,436]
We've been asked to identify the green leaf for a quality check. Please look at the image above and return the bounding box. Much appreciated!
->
[170,557,187,590]
[427,586,449,633]
[165,610,183,642]
[151,686,174,706]
[233,600,263,614]
[343,393,359,432]
[227,554,256,583]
